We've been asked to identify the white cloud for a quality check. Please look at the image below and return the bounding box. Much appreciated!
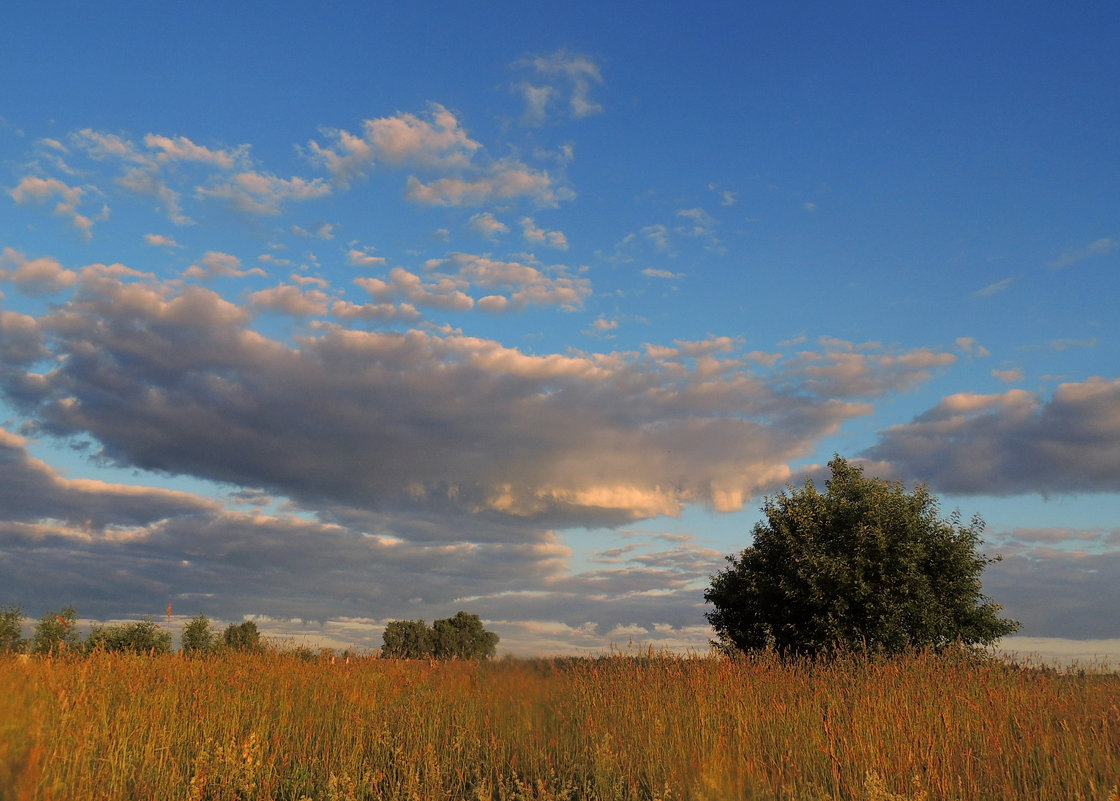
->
[438,252,590,311]
[292,222,337,239]
[520,217,568,249]
[0,248,79,295]
[515,50,604,123]
[469,212,510,240]
[973,277,1016,297]
[346,248,387,267]
[308,104,481,187]
[9,176,96,239]
[642,268,683,280]
[1050,237,1118,269]
[355,267,474,311]
[183,251,267,280]
[144,233,182,249]
[198,172,331,216]
[404,161,561,207]
[143,134,245,168]
[992,367,1024,383]
[248,284,331,316]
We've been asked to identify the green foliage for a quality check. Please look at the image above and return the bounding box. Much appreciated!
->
[30,605,82,656]
[0,605,26,654]
[382,611,499,659]
[433,611,500,660]
[85,616,172,655]
[381,619,436,659]
[181,613,217,655]
[222,620,262,652]
[705,456,1020,658]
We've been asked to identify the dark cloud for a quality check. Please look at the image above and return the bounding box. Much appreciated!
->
[0,270,951,529]
[863,380,1120,495]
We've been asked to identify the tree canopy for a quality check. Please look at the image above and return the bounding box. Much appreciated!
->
[85,617,172,655]
[30,605,81,656]
[181,613,218,655]
[382,611,499,659]
[705,456,1019,657]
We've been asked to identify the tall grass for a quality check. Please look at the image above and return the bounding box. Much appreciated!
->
[1,649,1117,800]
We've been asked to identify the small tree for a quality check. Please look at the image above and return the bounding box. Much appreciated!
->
[0,605,26,654]
[30,605,82,656]
[433,611,499,660]
[222,620,262,652]
[85,617,172,655]
[381,619,435,659]
[705,456,1019,658]
[181,613,217,655]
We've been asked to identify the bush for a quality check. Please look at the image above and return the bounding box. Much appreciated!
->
[181,613,217,655]
[86,616,172,655]
[30,605,82,656]
[222,620,262,652]
[0,605,26,654]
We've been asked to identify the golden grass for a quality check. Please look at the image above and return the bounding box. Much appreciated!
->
[1,649,1117,800]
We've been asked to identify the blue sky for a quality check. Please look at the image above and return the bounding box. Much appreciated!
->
[1,2,1118,658]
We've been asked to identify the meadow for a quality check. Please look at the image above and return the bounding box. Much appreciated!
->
[1,649,1117,800]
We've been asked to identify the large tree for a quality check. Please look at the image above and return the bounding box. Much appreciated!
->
[382,612,499,659]
[433,611,499,660]
[705,457,1019,657]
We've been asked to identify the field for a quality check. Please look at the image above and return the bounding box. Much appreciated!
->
[1,650,1117,800]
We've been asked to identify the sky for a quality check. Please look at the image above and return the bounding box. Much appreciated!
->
[1,2,1118,660]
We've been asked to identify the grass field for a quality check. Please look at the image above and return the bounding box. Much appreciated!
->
[1,649,1117,800]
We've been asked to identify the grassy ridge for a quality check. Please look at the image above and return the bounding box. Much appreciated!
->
[1,650,1117,800]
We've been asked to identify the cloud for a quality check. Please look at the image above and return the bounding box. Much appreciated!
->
[355,267,474,311]
[469,212,509,240]
[0,248,79,295]
[955,337,991,357]
[69,129,248,225]
[9,176,96,238]
[183,251,266,280]
[7,263,1098,648]
[197,172,331,216]
[437,252,590,311]
[0,269,940,533]
[515,50,604,123]
[520,217,568,249]
[310,104,567,207]
[119,168,190,225]
[864,377,1120,494]
[983,540,1120,640]
[973,277,1016,297]
[404,161,561,207]
[346,248,387,267]
[144,233,182,249]
[142,134,245,168]
[782,339,956,399]
[308,104,481,187]
[992,367,1024,383]
[1050,237,1118,269]
[247,284,331,316]
[642,268,683,280]
[290,222,336,239]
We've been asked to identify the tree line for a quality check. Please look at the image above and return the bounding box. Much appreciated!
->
[0,606,500,660]
[0,606,265,657]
